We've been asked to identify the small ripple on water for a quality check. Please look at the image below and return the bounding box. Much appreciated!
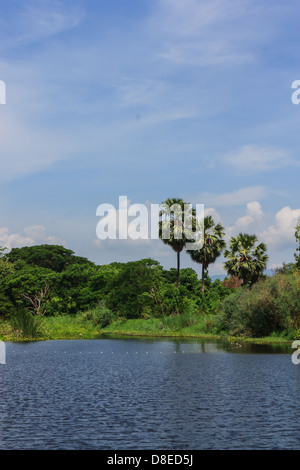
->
[0,339,298,449]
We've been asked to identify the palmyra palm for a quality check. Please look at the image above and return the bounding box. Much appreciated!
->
[224,233,268,285]
[159,198,195,287]
[189,215,226,293]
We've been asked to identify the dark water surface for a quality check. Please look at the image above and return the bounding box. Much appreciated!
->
[0,338,299,450]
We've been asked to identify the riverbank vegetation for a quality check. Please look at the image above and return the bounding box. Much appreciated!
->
[0,214,299,343]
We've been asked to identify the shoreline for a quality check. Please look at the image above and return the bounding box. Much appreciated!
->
[99,329,291,345]
[1,331,290,346]
[0,315,293,345]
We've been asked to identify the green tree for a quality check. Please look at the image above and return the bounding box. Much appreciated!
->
[0,247,15,315]
[105,259,164,318]
[0,247,14,281]
[189,216,226,293]
[224,233,268,285]
[1,264,59,316]
[295,219,300,268]
[5,244,94,272]
[53,262,99,314]
[159,198,195,287]
[162,267,200,297]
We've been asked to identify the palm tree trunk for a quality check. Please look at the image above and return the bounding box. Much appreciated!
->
[176,251,180,287]
[201,263,205,293]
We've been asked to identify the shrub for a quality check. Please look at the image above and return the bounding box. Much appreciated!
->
[293,329,300,340]
[222,276,242,289]
[216,272,300,338]
[78,301,115,328]
[197,280,232,315]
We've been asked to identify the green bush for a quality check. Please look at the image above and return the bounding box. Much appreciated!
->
[78,302,115,328]
[216,272,300,338]
[196,279,232,315]
[293,329,300,340]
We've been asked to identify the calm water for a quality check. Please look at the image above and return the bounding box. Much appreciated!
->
[0,338,299,450]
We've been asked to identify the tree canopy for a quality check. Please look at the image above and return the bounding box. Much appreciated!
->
[189,216,226,292]
[5,245,94,272]
[224,233,268,285]
[159,198,196,287]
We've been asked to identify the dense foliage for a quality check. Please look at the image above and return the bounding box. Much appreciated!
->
[0,241,299,340]
[216,271,300,338]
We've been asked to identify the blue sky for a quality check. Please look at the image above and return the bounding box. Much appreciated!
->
[0,0,299,276]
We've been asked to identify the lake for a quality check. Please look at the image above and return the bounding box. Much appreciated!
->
[0,337,299,450]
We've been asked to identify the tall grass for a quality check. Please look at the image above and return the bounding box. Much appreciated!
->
[10,309,46,340]
[160,311,200,331]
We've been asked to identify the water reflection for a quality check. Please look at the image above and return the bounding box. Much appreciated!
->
[0,338,297,450]
[101,334,292,354]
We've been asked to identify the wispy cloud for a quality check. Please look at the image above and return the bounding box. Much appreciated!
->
[200,186,267,207]
[0,0,84,50]
[116,78,167,108]
[0,110,82,183]
[224,145,293,172]
[150,0,269,66]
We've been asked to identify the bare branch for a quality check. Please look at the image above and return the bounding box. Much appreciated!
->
[22,284,51,315]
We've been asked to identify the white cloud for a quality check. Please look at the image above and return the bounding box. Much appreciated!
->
[198,203,300,272]
[228,201,264,236]
[260,206,300,249]
[224,145,292,172]
[201,186,266,207]
[204,207,223,224]
[0,225,65,251]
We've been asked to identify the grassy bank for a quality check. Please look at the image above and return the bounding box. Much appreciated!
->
[0,312,291,344]
[100,317,221,339]
[0,315,101,342]
[99,318,291,344]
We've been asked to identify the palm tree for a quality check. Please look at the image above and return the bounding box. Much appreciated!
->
[189,216,226,293]
[224,233,268,285]
[159,198,195,287]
